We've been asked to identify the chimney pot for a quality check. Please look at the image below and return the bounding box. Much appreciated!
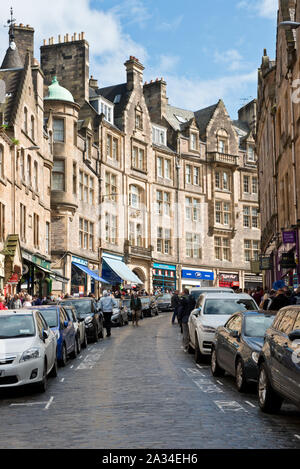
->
[81,32,85,39]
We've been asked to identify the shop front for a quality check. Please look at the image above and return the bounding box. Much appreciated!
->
[219,272,240,290]
[71,255,107,296]
[101,253,142,291]
[152,263,176,292]
[181,268,214,289]
[22,251,52,297]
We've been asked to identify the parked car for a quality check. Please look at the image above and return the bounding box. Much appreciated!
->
[188,293,259,362]
[60,298,104,343]
[190,287,234,307]
[0,309,57,392]
[156,293,173,312]
[141,297,153,317]
[150,296,159,316]
[211,310,276,392]
[257,306,300,413]
[31,305,77,367]
[111,299,129,327]
[63,304,87,352]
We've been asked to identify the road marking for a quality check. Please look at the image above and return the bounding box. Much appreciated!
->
[79,355,83,359]
[245,401,256,408]
[214,400,248,413]
[295,434,300,440]
[45,396,54,410]
[70,365,74,369]
[216,380,224,386]
[76,350,105,370]
[181,367,205,377]
[60,378,65,382]
[196,363,209,370]
[193,380,224,394]
[10,402,47,407]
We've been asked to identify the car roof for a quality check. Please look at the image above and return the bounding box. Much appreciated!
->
[234,310,277,316]
[200,293,254,300]
[60,297,93,301]
[191,287,233,291]
[28,305,59,309]
[0,309,37,315]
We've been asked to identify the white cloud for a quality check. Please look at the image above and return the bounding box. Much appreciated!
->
[0,0,147,84]
[214,49,249,71]
[156,15,183,32]
[237,0,278,20]
[109,0,152,28]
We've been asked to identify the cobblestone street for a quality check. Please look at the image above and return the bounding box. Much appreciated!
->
[0,313,300,449]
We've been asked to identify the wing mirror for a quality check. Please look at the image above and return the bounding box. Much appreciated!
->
[288,329,300,342]
[64,321,69,328]
[42,330,49,340]
[193,308,201,317]
[230,330,240,339]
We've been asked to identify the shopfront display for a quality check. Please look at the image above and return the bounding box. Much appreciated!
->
[152,263,176,291]
[219,273,239,289]
[181,268,214,288]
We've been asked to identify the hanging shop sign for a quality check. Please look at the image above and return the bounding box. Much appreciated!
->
[7,273,19,284]
[280,252,297,269]
[259,256,273,270]
[282,231,296,245]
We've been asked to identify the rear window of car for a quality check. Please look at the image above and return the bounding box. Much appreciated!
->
[192,289,233,301]
[0,314,35,338]
[244,315,275,337]
[158,295,171,301]
[62,300,92,317]
[203,299,258,315]
[37,308,58,328]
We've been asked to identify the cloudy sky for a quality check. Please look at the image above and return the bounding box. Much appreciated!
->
[0,0,278,118]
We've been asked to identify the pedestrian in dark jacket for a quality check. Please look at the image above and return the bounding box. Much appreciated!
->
[130,293,142,326]
[178,289,196,352]
[268,289,290,311]
[171,291,180,325]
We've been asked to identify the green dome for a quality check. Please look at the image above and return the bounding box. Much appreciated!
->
[45,76,74,103]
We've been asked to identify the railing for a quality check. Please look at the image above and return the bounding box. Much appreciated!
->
[207,152,238,165]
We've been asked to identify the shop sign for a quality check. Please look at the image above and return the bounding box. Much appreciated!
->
[182,269,214,281]
[32,255,51,270]
[219,273,239,288]
[72,256,88,267]
[250,260,261,275]
[282,231,296,244]
[280,252,297,269]
[8,273,19,284]
[153,263,176,271]
[259,256,273,270]
[78,286,85,296]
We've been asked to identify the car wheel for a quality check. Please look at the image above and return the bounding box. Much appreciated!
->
[258,362,283,413]
[211,347,225,377]
[36,360,47,393]
[236,358,248,393]
[194,335,203,364]
[59,343,68,367]
[49,354,58,378]
[82,331,88,349]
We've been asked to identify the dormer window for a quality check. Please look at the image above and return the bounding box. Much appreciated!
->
[190,132,197,151]
[90,97,114,124]
[135,105,143,130]
[247,144,255,161]
[152,125,167,146]
[217,129,228,154]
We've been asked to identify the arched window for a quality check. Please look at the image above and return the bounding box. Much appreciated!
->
[27,155,32,186]
[31,116,35,141]
[129,185,141,209]
[24,107,28,134]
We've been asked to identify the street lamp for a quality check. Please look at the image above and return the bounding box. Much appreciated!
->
[24,146,40,150]
[279,21,300,30]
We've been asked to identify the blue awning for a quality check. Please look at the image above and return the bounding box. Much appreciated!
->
[72,263,109,283]
[102,257,143,285]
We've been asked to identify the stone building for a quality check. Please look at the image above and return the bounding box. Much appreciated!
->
[0,21,53,296]
[257,0,300,289]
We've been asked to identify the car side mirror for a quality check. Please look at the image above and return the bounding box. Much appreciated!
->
[193,308,201,317]
[42,330,49,340]
[230,330,240,339]
[288,329,300,342]
[64,321,69,328]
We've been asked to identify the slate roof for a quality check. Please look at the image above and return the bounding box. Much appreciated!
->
[92,83,129,131]
[194,103,219,136]
[0,68,24,124]
[165,105,195,131]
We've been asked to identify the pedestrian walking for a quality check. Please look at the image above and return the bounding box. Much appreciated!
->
[10,294,22,309]
[171,290,180,325]
[130,292,142,326]
[98,290,117,337]
[268,288,290,311]
[178,288,196,352]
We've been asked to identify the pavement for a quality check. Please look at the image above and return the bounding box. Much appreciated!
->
[0,313,299,449]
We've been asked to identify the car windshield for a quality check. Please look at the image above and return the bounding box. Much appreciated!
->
[37,308,58,327]
[203,299,258,315]
[62,300,92,317]
[158,295,171,301]
[244,315,275,337]
[0,314,35,338]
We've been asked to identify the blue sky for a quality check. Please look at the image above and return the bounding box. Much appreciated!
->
[1,0,278,118]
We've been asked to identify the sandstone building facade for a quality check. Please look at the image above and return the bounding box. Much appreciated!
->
[0,14,262,296]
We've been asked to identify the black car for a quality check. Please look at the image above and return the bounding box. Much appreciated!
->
[258,306,300,413]
[60,298,104,343]
[156,294,173,312]
[211,310,276,392]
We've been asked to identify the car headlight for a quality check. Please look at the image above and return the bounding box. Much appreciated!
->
[20,348,40,362]
[84,316,93,324]
[200,325,216,333]
[251,352,260,364]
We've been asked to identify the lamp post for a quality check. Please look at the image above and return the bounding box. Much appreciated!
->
[279,21,300,29]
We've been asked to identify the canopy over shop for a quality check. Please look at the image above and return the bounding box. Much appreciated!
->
[101,253,143,290]
[71,256,108,296]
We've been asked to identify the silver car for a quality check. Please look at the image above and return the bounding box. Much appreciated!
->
[0,309,57,392]
[111,299,129,327]
[63,304,87,352]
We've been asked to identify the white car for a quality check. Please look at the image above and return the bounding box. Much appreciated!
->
[0,309,57,392]
[188,293,258,362]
